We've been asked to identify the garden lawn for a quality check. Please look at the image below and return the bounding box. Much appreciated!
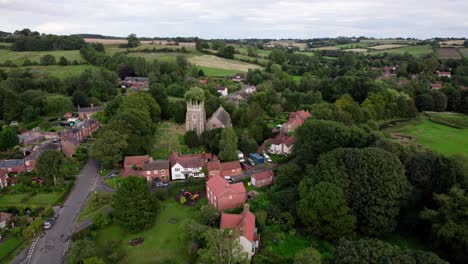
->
[384,114,468,158]
[95,200,198,264]
[27,192,63,205]
[0,49,85,65]
[0,237,25,262]
[459,48,468,58]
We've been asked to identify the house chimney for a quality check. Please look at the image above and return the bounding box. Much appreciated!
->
[243,203,250,213]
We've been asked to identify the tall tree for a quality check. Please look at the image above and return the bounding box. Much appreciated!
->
[126,33,140,48]
[89,130,128,169]
[218,127,238,161]
[69,239,97,264]
[36,150,65,186]
[298,181,356,240]
[0,126,18,151]
[197,228,248,264]
[112,176,159,232]
[294,248,322,264]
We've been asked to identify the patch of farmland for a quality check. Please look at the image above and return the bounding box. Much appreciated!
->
[366,45,433,58]
[458,48,468,58]
[360,39,417,45]
[345,48,368,53]
[267,41,308,50]
[368,44,407,50]
[128,52,195,62]
[0,49,85,65]
[438,48,462,60]
[84,38,155,44]
[439,40,465,47]
[312,46,339,51]
[188,55,262,72]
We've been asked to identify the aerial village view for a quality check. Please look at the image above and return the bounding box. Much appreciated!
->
[0,1,467,264]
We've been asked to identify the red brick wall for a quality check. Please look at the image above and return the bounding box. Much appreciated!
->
[221,168,242,177]
[217,193,247,211]
[253,176,273,187]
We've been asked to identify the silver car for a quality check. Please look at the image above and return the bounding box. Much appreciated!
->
[43,218,55,229]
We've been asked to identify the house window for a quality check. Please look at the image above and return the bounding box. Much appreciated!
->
[175,168,180,172]
[193,173,199,177]
[229,195,232,199]
[146,171,150,175]
[154,170,158,174]
[161,169,165,174]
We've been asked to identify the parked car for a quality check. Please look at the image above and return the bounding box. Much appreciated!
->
[248,158,256,167]
[43,218,55,229]
[241,162,249,170]
[263,153,272,163]
[224,176,234,183]
[155,182,169,188]
[105,171,118,179]
[238,150,245,163]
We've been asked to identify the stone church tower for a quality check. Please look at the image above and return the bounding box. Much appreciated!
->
[185,101,206,135]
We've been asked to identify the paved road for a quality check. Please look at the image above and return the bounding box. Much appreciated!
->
[27,160,99,264]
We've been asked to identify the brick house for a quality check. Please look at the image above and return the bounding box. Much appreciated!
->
[258,135,295,156]
[220,204,260,260]
[18,132,44,146]
[170,152,218,180]
[59,119,99,143]
[206,175,246,211]
[431,82,443,90]
[437,71,451,78]
[0,160,25,174]
[206,161,242,179]
[122,156,170,182]
[0,170,8,189]
[251,170,274,187]
[78,106,104,120]
[24,143,61,172]
[62,138,80,157]
[281,110,311,134]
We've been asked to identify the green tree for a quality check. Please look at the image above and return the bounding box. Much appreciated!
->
[36,150,65,186]
[334,238,447,264]
[43,95,74,115]
[59,56,69,66]
[298,182,356,240]
[40,54,56,65]
[184,131,200,148]
[432,91,447,112]
[268,49,288,64]
[72,90,89,107]
[313,148,411,236]
[89,130,128,169]
[197,228,248,264]
[126,33,140,48]
[0,126,19,150]
[217,46,235,59]
[112,176,159,232]
[83,257,105,264]
[184,86,205,103]
[218,127,238,161]
[420,186,468,263]
[69,239,97,264]
[294,247,322,264]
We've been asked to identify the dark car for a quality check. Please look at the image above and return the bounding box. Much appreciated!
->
[156,182,169,188]
[105,171,118,179]
[241,162,249,170]
[43,218,55,229]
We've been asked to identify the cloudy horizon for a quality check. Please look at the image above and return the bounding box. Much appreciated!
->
[0,0,467,39]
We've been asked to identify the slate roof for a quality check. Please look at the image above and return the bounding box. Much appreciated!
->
[170,153,217,169]
[142,160,169,171]
[0,159,24,168]
[79,106,104,113]
[124,155,150,167]
[207,106,232,127]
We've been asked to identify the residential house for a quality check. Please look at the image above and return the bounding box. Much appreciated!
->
[220,204,260,260]
[0,170,8,189]
[206,106,232,130]
[62,138,80,157]
[437,71,451,78]
[215,86,228,97]
[170,152,217,180]
[281,110,311,134]
[206,175,247,211]
[251,170,274,187]
[18,131,44,146]
[122,77,150,93]
[231,73,245,82]
[199,79,208,85]
[63,112,73,119]
[0,160,25,174]
[0,212,13,229]
[141,160,170,182]
[206,161,242,179]
[78,106,104,120]
[227,85,257,104]
[59,119,99,143]
[431,82,443,90]
[24,143,61,172]
[258,135,295,156]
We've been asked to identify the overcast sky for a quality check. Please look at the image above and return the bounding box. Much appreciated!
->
[0,0,467,39]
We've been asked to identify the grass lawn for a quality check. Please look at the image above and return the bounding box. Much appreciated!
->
[128,52,198,62]
[425,112,468,128]
[384,114,468,158]
[0,49,85,65]
[151,121,205,159]
[77,191,112,222]
[198,66,239,77]
[0,65,100,79]
[459,48,468,58]
[0,192,64,206]
[94,200,199,264]
[188,55,261,72]
[360,39,418,45]
[27,192,63,205]
[334,43,373,49]
[0,237,25,262]
[367,45,433,58]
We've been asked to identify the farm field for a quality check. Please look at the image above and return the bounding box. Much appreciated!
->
[198,66,239,77]
[384,114,468,158]
[84,38,156,44]
[345,48,368,53]
[438,48,463,60]
[439,40,465,47]
[367,45,433,58]
[0,49,85,65]
[459,48,468,58]
[234,54,270,65]
[188,55,261,72]
[94,200,198,264]
[360,39,417,45]
[368,44,407,50]
[1,65,100,78]
[128,52,196,62]
[334,43,372,49]
[312,46,338,51]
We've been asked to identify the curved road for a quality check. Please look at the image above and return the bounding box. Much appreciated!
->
[28,160,99,264]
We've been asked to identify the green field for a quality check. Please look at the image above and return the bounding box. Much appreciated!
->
[384,114,468,157]
[367,45,433,58]
[0,42,12,47]
[0,192,63,206]
[0,237,25,262]
[1,65,100,78]
[458,48,468,58]
[360,39,418,45]
[335,43,373,49]
[0,49,85,65]
[94,200,198,264]
[78,191,111,222]
[197,66,239,77]
[128,52,197,62]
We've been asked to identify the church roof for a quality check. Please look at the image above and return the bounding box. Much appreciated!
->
[207,106,231,127]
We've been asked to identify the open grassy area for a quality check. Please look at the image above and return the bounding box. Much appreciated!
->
[198,66,239,77]
[78,191,112,222]
[0,237,25,262]
[384,114,468,157]
[360,39,418,45]
[458,48,468,58]
[94,200,198,264]
[367,45,433,58]
[0,65,100,79]
[335,43,373,49]
[128,52,195,62]
[0,192,64,206]
[0,49,85,65]
[151,121,205,160]
[425,112,468,128]
[188,55,261,72]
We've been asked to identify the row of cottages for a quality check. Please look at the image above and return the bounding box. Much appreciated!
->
[121,77,150,93]
[206,160,242,179]
[170,152,218,180]
[280,110,311,134]
[78,106,104,120]
[60,119,99,157]
[0,142,61,173]
[122,155,170,182]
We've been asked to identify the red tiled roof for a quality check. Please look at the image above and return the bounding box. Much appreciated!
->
[207,175,246,197]
[220,161,241,172]
[124,155,150,167]
[220,205,256,242]
[252,170,274,181]
[206,160,221,172]
[0,212,12,222]
[170,152,217,169]
[0,169,7,181]
[269,135,295,147]
[431,82,443,90]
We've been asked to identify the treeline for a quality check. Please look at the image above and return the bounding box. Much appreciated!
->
[0,29,85,51]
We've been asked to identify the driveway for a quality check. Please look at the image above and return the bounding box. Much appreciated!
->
[27,160,99,264]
